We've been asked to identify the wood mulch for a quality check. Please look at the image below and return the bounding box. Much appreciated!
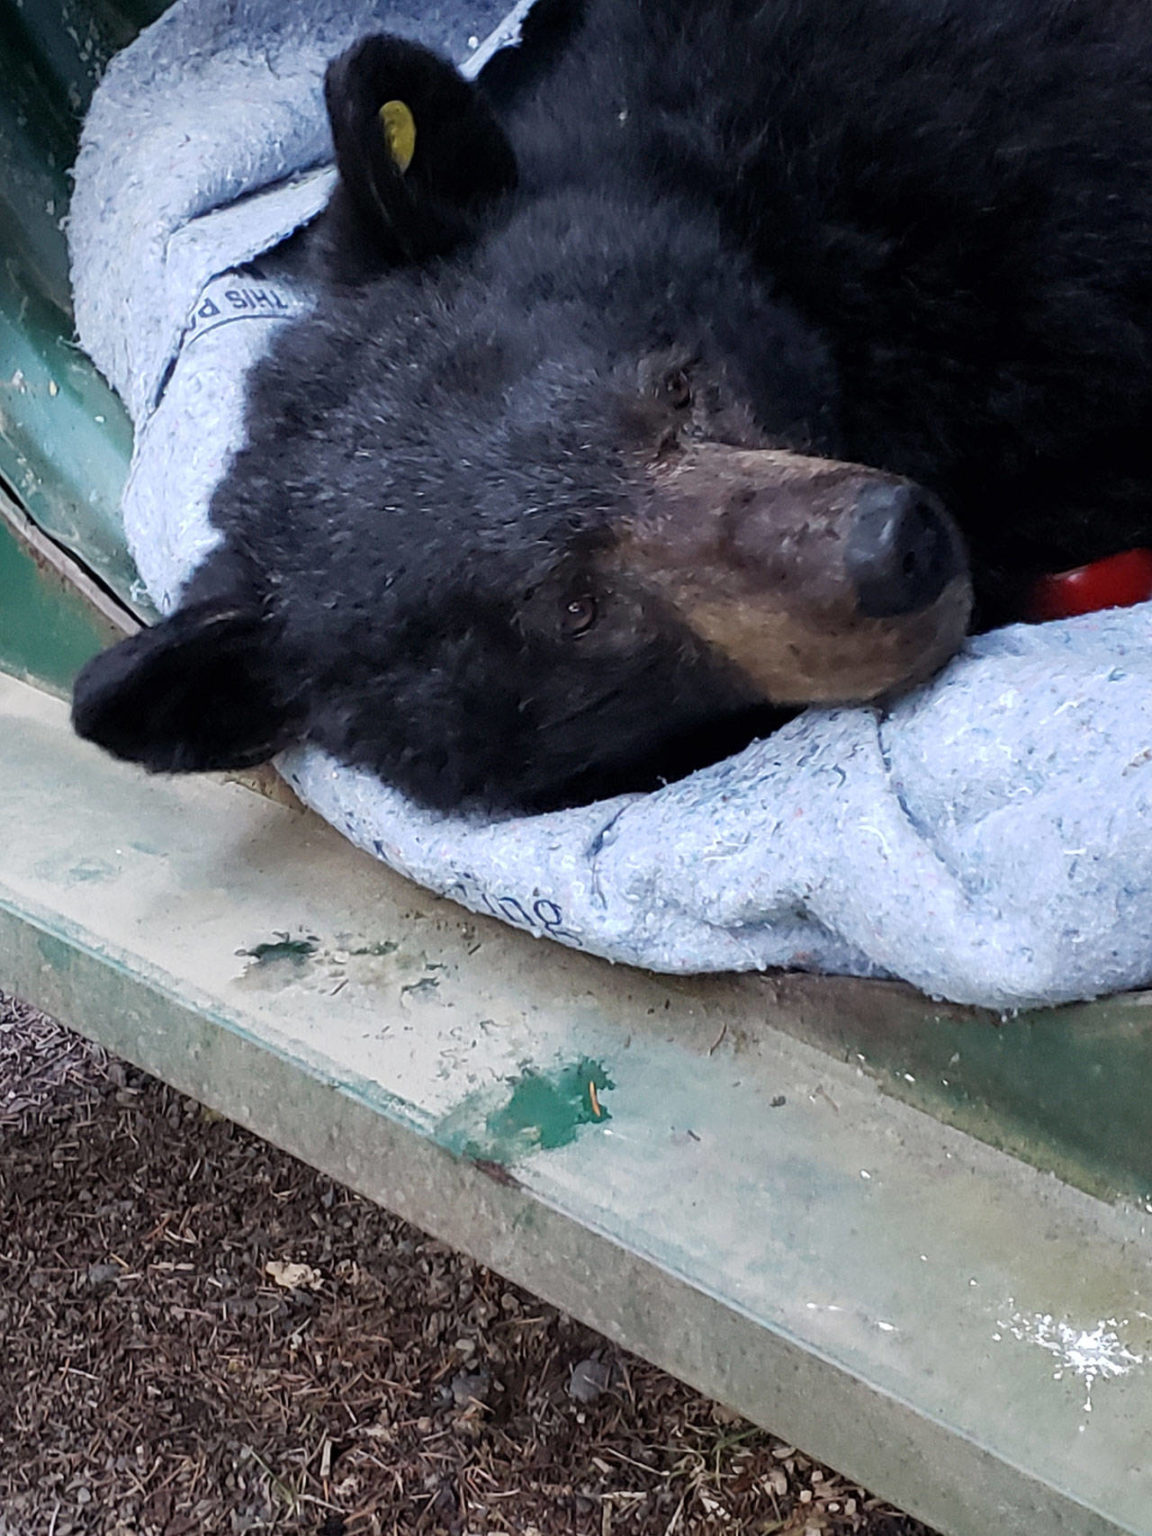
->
[0,992,940,1536]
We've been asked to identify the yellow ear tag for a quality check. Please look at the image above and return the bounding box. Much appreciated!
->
[379,99,416,173]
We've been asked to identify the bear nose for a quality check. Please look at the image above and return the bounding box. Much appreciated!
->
[845,482,965,617]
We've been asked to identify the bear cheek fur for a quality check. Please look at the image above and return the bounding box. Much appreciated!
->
[613,443,974,705]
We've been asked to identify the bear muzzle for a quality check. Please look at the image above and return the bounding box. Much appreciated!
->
[618,443,973,705]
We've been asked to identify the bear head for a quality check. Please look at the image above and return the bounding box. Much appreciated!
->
[73,33,972,814]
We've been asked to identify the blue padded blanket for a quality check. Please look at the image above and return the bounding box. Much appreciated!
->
[68,0,1152,1009]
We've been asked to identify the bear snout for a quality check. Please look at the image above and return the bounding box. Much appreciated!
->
[617,443,974,706]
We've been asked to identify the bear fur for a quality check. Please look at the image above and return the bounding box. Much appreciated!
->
[74,0,1152,814]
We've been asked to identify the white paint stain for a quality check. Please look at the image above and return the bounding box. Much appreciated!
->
[1000,1306,1144,1413]
[802,1302,895,1337]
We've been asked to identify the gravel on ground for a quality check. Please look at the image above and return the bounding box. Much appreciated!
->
[0,991,940,1536]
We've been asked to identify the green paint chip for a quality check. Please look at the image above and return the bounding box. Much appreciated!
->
[439,1057,614,1165]
[493,1058,613,1148]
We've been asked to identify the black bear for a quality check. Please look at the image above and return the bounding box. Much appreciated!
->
[74,0,1152,813]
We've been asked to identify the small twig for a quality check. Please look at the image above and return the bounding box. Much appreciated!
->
[812,1084,840,1113]
[662,1491,688,1535]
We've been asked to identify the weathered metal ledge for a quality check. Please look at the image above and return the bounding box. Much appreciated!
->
[2,673,1150,1536]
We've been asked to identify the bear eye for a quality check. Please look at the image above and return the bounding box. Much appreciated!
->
[561,594,598,635]
[663,368,693,410]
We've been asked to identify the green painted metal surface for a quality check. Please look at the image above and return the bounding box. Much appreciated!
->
[0,0,164,612]
[2,673,1151,1536]
[0,246,138,605]
[736,974,1152,1205]
[0,498,124,695]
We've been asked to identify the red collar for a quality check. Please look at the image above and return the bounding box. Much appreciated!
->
[1026,547,1152,622]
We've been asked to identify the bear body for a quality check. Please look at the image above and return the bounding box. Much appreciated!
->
[75,0,1152,812]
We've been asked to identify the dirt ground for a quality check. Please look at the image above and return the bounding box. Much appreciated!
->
[0,991,940,1536]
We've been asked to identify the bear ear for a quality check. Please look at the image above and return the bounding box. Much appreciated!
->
[72,599,299,773]
[476,0,586,110]
[322,34,518,277]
